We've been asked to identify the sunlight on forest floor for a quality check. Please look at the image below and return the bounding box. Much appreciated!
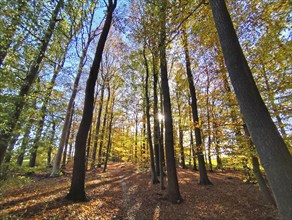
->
[0,162,278,219]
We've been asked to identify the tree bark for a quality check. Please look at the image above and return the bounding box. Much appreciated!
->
[16,121,32,166]
[159,0,182,203]
[62,105,74,168]
[91,83,105,169]
[176,91,185,169]
[252,156,276,207]
[182,28,212,185]
[103,89,114,173]
[85,126,92,170]
[143,47,158,184]
[47,121,56,166]
[152,52,161,177]
[206,68,213,172]
[210,1,292,218]
[66,0,116,202]
[51,16,96,176]
[97,85,110,168]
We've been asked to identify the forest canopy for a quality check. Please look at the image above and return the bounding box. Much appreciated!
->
[0,0,291,219]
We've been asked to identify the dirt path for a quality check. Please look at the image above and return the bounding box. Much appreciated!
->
[0,162,278,219]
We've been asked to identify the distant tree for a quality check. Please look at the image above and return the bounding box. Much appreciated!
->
[51,3,101,176]
[66,0,117,202]
[103,87,115,173]
[210,0,292,219]
[28,40,70,167]
[182,28,212,185]
[143,46,158,184]
[91,82,105,169]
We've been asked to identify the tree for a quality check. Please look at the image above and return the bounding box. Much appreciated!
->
[103,87,115,173]
[0,0,64,165]
[143,46,158,184]
[28,39,70,167]
[66,0,117,202]
[159,0,182,203]
[210,1,292,219]
[91,82,105,169]
[51,3,101,176]
[182,28,212,185]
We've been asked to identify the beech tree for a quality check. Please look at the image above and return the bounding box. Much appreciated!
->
[210,0,292,219]
[182,28,212,185]
[51,2,101,176]
[159,0,182,203]
[66,0,117,202]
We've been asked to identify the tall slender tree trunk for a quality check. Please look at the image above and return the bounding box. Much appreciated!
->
[206,68,213,172]
[0,0,64,165]
[242,123,276,206]
[29,46,68,167]
[103,89,114,173]
[134,112,138,163]
[66,0,116,202]
[51,19,96,176]
[252,156,276,207]
[97,86,110,168]
[47,121,56,166]
[176,92,185,169]
[182,28,212,185]
[159,0,182,203]
[85,126,92,170]
[91,83,105,169]
[62,105,74,168]
[188,97,197,171]
[152,52,161,177]
[143,47,158,184]
[210,1,292,218]
[16,120,33,166]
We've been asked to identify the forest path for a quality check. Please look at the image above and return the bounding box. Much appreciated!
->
[0,162,278,219]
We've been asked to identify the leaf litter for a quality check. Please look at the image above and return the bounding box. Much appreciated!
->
[0,162,278,219]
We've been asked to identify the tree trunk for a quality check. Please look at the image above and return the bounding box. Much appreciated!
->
[97,86,110,168]
[210,1,292,218]
[252,156,276,207]
[51,18,95,176]
[134,112,138,163]
[182,28,212,185]
[143,47,158,184]
[47,121,56,166]
[159,0,182,203]
[103,89,114,173]
[66,0,116,202]
[176,92,185,169]
[85,126,92,170]
[0,0,64,165]
[152,52,161,177]
[62,105,74,168]
[206,68,212,172]
[29,48,67,167]
[16,121,32,166]
[91,84,105,169]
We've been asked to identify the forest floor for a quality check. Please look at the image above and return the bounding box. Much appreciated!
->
[0,162,278,220]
